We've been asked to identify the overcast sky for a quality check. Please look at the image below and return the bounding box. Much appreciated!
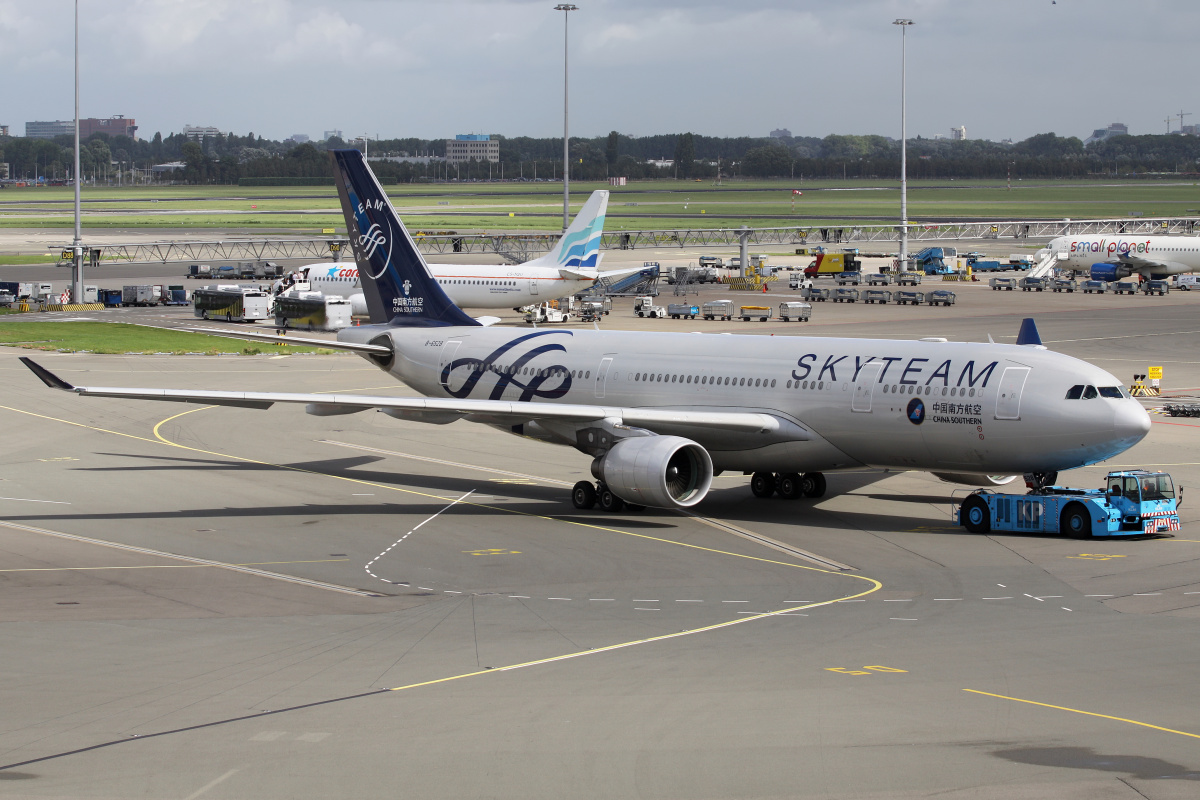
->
[3,0,1198,144]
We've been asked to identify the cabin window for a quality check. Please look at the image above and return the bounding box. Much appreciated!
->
[586,371,591,379]
[1065,385,1084,399]
[686,375,692,384]
[754,379,760,387]
[786,380,792,388]
[818,382,824,390]
[883,385,889,394]
[770,379,776,388]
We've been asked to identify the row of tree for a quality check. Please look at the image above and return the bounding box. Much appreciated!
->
[4,128,1200,184]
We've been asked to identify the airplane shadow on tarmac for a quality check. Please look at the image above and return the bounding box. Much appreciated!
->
[992,746,1200,781]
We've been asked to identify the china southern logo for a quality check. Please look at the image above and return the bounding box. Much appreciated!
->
[403,280,412,297]
[907,397,926,425]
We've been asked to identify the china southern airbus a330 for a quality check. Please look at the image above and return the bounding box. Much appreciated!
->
[21,150,1151,521]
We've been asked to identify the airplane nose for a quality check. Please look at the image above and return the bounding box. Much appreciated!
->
[1114,402,1152,443]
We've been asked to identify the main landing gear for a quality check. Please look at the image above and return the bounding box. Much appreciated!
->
[571,481,646,513]
[750,471,826,500]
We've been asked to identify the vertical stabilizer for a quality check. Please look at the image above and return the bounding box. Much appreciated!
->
[1015,317,1042,346]
[330,149,478,328]
[527,190,609,269]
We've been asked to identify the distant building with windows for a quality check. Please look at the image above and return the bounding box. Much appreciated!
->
[1085,122,1128,145]
[950,126,967,140]
[182,124,223,142]
[323,130,343,141]
[770,128,792,139]
[445,134,499,163]
[0,124,9,137]
[25,120,74,139]
[289,134,310,144]
[26,116,138,140]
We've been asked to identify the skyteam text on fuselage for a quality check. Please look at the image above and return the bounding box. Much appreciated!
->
[20,150,1153,521]
[1043,234,1200,282]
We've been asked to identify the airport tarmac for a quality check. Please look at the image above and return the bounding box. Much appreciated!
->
[2,285,1200,798]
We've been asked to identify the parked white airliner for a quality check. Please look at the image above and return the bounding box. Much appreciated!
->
[279,190,636,314]
[1043,234,1200,281]
[21,151,1152,528]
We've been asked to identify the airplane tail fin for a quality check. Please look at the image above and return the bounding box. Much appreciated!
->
[526,190,609,270]
[330,149,477,328]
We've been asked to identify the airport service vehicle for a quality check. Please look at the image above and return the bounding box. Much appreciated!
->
[524,302,571,324]
[801,287,831,302]
[21,150,1154,515]
[832,287,859,303]
[959,470,1180,538]
[191,285,272,322]
[895,290,924,305]
[1175,274,1200,290]
[804,252,861,278]
[912,247,958,274]
[967,259,1006,272]
[698,256,724,270]
[1009,254,1035,270]
[739,305,771,321]
[1043,234,1200,282]
[1144,279,1170,296]
[633,296,666,318]
[0,282,34,299]
[896,273,922,286]
[122,285,161,307]
[865,273,892,286]
[216,266,237,280]
[1115,280,1140,295]
[863,289,891,304]
[701,299,734,320]
[1019,276,1047,292]
[164,286,188,305]
[1081,280,1108,293]
[284,191,640,316]
[778,302,811,322]
[275,292,352,331]
[100,288,123,307]
[835,271,863,286]
[188,264,213,280]
[990,277,1017,291]
[668,304,699,320]
[0,291,14,307]
[1051,277,1077,293]
[788,275,814,291]
[927,290,956,306]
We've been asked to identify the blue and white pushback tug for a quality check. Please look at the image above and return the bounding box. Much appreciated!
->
[958,470,1181,538]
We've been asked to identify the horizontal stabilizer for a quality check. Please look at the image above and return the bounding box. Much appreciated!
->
[182,327,392,355]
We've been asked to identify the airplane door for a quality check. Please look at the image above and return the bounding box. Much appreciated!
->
[852,361,883,412]
[595,355,614,399]
[439,340,462,392]
[994,366,1030,420]
[529,279,539,296]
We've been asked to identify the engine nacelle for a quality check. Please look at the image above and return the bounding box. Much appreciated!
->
[596,436,713,508]
[932,472,1018,487]
[1089,263,1126,282]
[350,294,368,318]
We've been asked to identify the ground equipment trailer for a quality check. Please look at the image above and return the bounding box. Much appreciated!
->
[958,470,1180,538]
[668,303,699,319]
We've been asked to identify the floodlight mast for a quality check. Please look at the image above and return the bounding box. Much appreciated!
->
[555,4,578,232]
[72,0,83,302]
[893,18,913,272]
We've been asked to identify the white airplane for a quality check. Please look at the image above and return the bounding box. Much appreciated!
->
[21,150,1152,529]
[1043,234,1200,281]
[279,190,632,314]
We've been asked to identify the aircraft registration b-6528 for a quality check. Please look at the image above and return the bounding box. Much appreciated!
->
[21,150,1152,525]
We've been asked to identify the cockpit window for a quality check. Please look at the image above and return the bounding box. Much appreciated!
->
[1082,385,1098,399]
[1065,385,1084,399]
[1098,387,1123,399]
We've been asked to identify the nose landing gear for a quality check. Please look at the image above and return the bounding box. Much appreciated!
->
[750,471,826,500]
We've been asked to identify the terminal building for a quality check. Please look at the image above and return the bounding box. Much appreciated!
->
[445,134,499,163]
[1085,122,1129,145]
[25,116,138,140]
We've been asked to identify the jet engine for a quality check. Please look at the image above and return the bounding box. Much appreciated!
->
[932,472,1018,487]
[1089,263,1126,282]
[594,436,713,508]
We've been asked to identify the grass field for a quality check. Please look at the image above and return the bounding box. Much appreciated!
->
[0,321,330,355]
[3,179,1200,234]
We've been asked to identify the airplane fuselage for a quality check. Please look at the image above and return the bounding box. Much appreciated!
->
[1048,234,1200,278]
[341,325,1150,477]
[299,263,595,313]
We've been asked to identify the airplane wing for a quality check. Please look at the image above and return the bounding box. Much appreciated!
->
[1115,253,1171,270]
[19,357,793,436]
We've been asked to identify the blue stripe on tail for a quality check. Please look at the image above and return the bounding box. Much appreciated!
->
[330,149,477,328]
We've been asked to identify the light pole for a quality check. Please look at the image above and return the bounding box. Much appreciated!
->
[71,0,83,303]
[555,4,578,232]
[893,18,913,272]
